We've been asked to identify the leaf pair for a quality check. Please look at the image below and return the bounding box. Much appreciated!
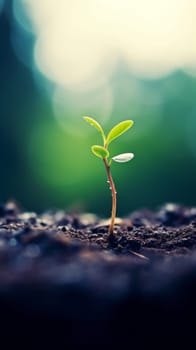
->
[91,146,134,163]
[83,116,133,147]
[83,116,134,163]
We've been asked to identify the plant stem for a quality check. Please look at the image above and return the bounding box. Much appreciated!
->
[103,158,117,236]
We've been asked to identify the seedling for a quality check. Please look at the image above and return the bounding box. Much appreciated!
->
[83,116,134,236]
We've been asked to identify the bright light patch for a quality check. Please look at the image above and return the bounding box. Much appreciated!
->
[53,83,113,130]
[21,0,196,86]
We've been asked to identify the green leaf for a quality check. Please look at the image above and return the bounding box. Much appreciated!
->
[112,153,134,163]
[106,120,134,146]
[83,116,106,143]
[91,145,109,159]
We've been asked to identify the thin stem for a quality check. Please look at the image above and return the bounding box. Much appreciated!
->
[103,158,117,236]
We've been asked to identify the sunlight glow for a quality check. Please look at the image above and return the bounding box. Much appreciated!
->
[21,0,196,86]
[53,83,113,131]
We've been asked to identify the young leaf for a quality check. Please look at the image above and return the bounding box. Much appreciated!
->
[106,120,134,146]
[83,116,106,142]
[91,145,109,159]
[112,153,134,163]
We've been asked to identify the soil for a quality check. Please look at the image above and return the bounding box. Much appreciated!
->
[0,201,196,349]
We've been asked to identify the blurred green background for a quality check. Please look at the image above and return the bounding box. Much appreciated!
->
[0,0,196,216]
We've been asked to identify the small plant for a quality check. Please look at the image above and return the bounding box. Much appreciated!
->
[83,116,135,236]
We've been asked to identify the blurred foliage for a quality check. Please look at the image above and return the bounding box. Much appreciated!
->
[0,3,196,216]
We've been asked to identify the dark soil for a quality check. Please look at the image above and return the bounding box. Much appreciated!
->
[0,201,196,349]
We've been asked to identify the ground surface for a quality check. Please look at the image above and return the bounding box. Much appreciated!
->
[0,201,196,348]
